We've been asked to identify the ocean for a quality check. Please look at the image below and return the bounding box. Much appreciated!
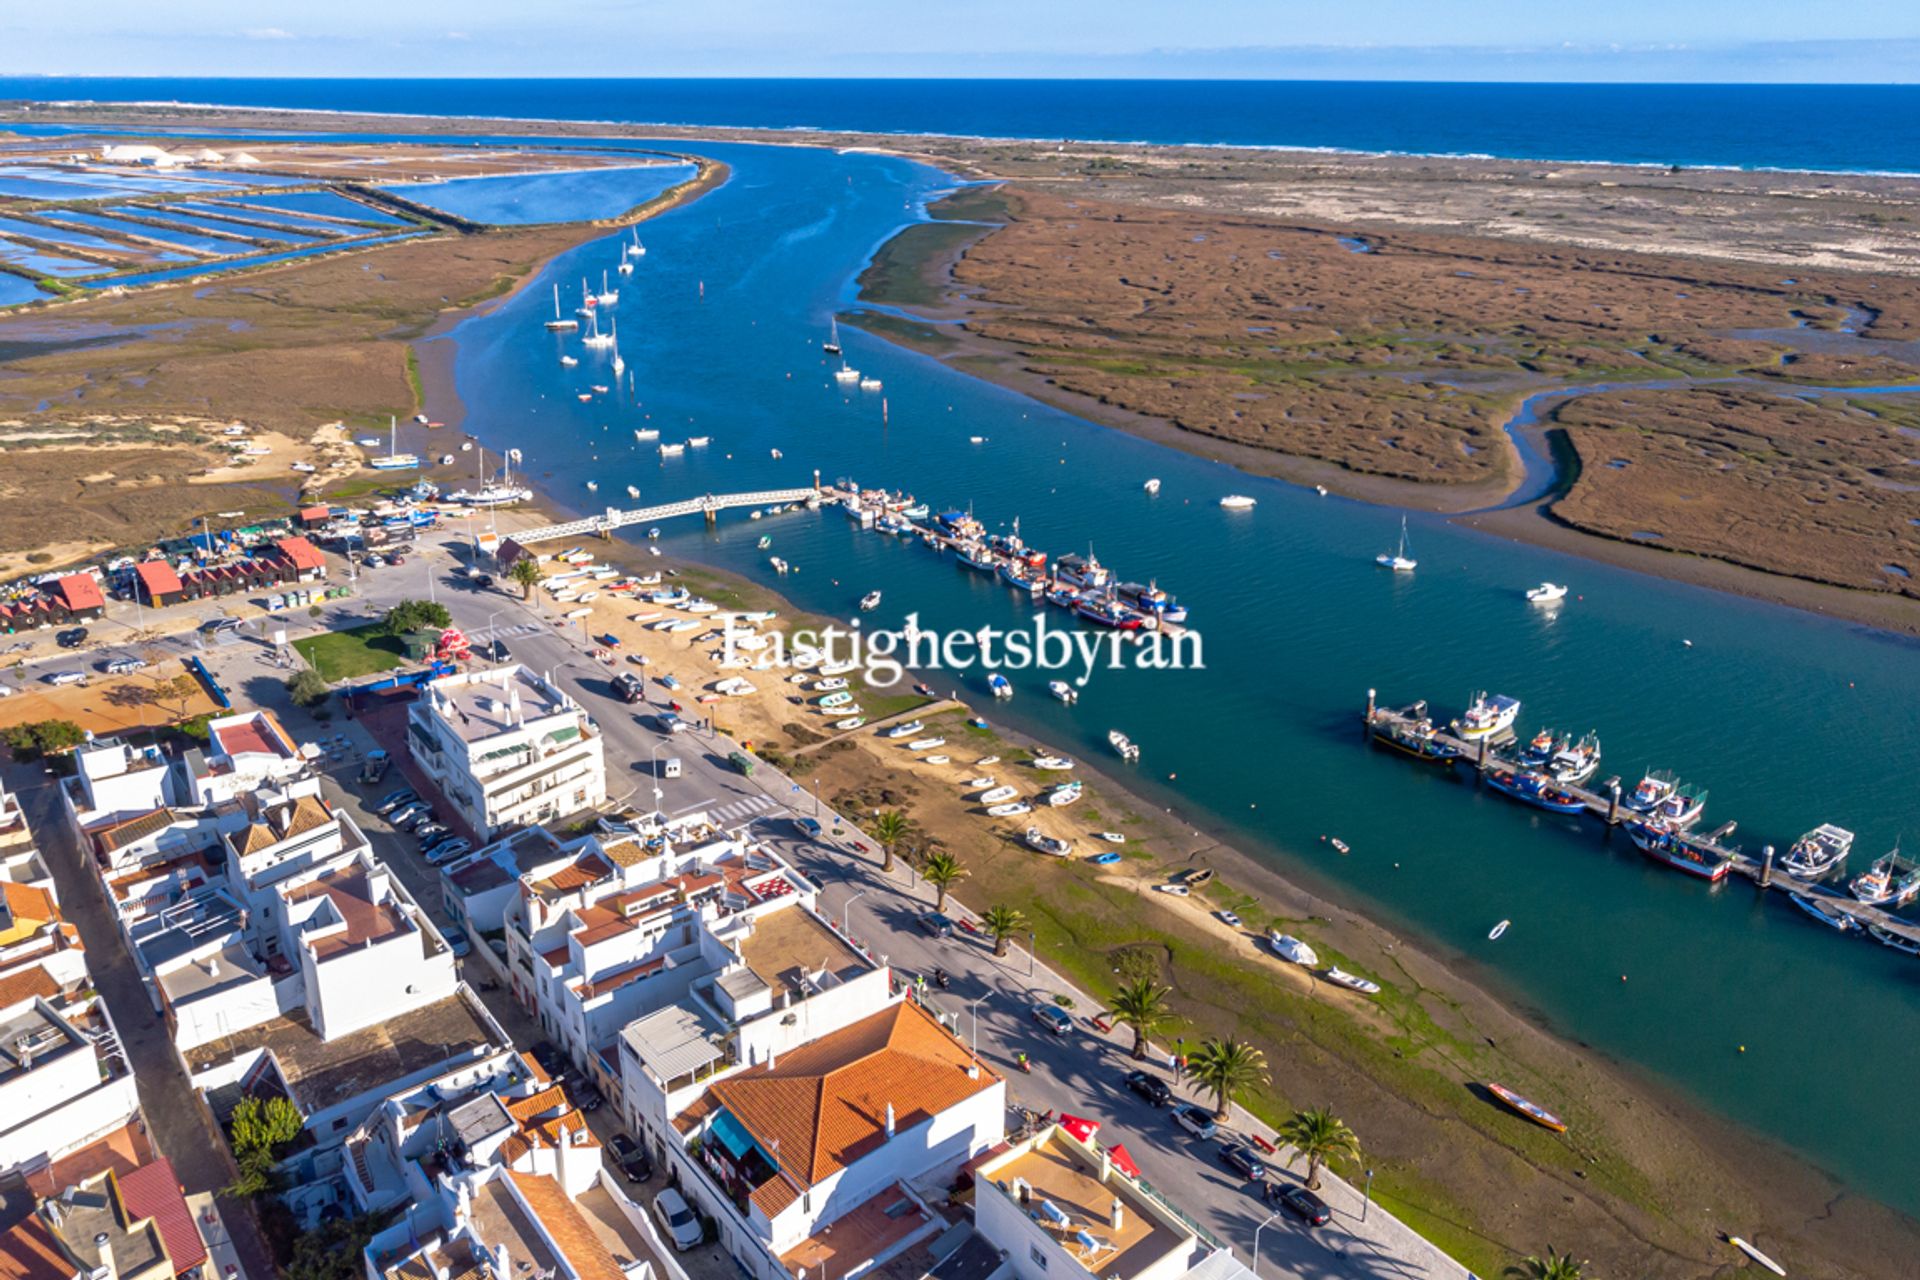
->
[3,77,1920,174]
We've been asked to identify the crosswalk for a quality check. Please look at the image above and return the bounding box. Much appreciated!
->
[471,622,546,641]
[693,793,780,824]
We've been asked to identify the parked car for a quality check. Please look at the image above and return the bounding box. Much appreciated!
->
[414,822,450,844]
[918,912,956,939]
[1265,1182,1331,1227]
[652,1189,702,1252]
[56,628,89,648]
[425,839,472,865]
[442,926,472,958]
[612,672,645,704]
[1171,1104,1217,1139]
[657,674,680,691]
[44,671,86,687]
[1124,1070,1173,1107]
[1219,1143,1268,1181]
[374,790,418,815]
[608,1133,653,1183]
[104,657,148,675]
[364,555,385,568]
[388,802,429,828]
[1030,1004,1073,1036]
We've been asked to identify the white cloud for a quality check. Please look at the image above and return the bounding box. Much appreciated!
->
[243,26,294,40]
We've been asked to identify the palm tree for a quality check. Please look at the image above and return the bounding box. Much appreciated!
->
[1109,978,1174,1061]
[508,555,544,601]
[982,905,1027,958]
[922,851,967,911]
[1275,1107,1361,1191]
[1187,1035,1268,1121]
[1505,1248,1585,1280]
[871,809,908,873]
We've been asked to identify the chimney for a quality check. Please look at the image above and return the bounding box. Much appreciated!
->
[1110,1199,1125,1231]
[1099,1150,1110,1183]
[884,1102,895,1139]
[93,1233,115,1280]
[455,1178,472,1223]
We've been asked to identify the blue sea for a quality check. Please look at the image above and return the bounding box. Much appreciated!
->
[3,77,1919,173]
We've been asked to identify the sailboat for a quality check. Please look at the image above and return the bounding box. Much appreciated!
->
[576,278,597,318]
[627,228,646,258]
[1376,516,1417,572]
[823,317,842,356]
[581,308,614,350]
[610,321,625,377]
[544,281,578,332]
[367,415,419,470]
[596,269,618,306]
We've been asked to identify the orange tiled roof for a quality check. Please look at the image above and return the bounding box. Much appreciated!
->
[94,807,177,855]
[0,964,59,1011]
[0,1214,71,1280]
[506,1173,625,1280]
[2,882,57,927]
[702,1000,997,1212]
[531,854,614,898]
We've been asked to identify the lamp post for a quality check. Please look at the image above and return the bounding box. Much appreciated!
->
[843,889,867,937]
[1251,1208,1282,1276]
[1362,1168,1374,1223]
[485,608,508,662]
[648,742,666,812]
[969,991,992,1064]
[1028,930,1037,978]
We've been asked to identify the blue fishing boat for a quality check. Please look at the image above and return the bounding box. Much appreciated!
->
[1626,820,1732,882]
[1373,704,1464,765]
[1485,767,1587,814]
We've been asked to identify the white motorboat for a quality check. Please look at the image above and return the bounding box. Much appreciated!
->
[1268,931,1319,966]
[991,801,1034,817]
[1048,680,1079,704]
[1376,515,1416,571]
[988,673,1012,700]
[627,485,641,499]
[966,777,996,789]
[884,719,925,739]
[1108,730,1140,761]
[1044,782,1083,807]
[1098,832,1126,844]
[833,361,861,384]
[1323,968,1381,995]
[659,442,685,456]
[1456,692,1521,740]
[634,427,659,440]
[907,737,946,752]
[833,716,867,731]
[813,677,849,691]
[769,557,789,574]
[543,282,578,332]
[687,436,710,447]
[859,590,882,611]
[979,785,1019,804]
[1155,883,1190,897]
[1783,824,1855,880]
[1219,494,1256,509]
[1144,478,1161,495]
[1032,756,1074,771]
[715,677,757,697]
[859,377,883,391]
[1526,582,1569,603]
[1024,828,1073,856]
[585,480,599,492]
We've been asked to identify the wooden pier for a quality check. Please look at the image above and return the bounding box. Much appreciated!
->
[1363,688,1920,948]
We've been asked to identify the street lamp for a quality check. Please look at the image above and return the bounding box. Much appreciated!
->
[969,991,993,1065]
[648,742,666,811]
[1362,1168,1374,1223]
[843,889,867,937]
[1251,1208,1283,1275]
[1027,930,1037,978]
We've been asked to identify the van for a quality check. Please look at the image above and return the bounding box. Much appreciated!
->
[727,751,755,777]
[662,757,682,779]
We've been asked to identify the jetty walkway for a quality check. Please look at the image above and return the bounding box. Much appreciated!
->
[509,478,833,546]
[1365,690,1920,946]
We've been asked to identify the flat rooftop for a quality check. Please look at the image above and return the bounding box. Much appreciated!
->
[779,1182,931,1280]
[185,992,498,1113]
[736,903,869,993]
[0,1001,82,1083]
[284,863,417,961]
[426,666,574,744]
[157,938,269,1004]
[471,1175,560,1277]
[985,1133,1187,1280]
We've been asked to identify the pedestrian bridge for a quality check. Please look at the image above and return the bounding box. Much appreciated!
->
[510,486,824,546]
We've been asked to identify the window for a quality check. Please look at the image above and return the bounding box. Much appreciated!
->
[1028,1247,1049,1270]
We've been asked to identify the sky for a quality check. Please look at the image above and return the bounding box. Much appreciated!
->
[0,0,1915,81]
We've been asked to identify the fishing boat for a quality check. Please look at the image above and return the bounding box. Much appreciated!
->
[1626,820,1732,882]
[1866,923,1920,956]
[1624,770,1680,815]
[884,720,925,739]
[1219,495,1257,509]
[1485,767,1586,814]
[1267,932,1318,967]
[1143,478,1161,494]
[1107,730,1140,762]
[1322,968,1382,995]
[1075,594,1144,630]
[979,785,1019,804]
[1789,891,1858,932]
[658,442,685,456]
[544,282,578,332]
[1044,782,1083,807]
[1652,783,1707,829]
[1024,828,1072,856]
[1526,582,1568,603]
[1850,844,1920,907]
[1545,732,1602,784]
[1485,1083,1567,1133]
[859,590,882,612]
[1782,824,1855,880]
[833,361,861,384]
[990,801,1033,817]
[1048,680,1079,705]
[1053,551,1110,591]
[956,542,999,573]
[823,316,841,356]
[1372,704,1464,765]
[1375,516,1416,571]
[1032,756,1074,771]
[997,559,1046,594]
[988,673,1012,700]
[1517,727,1559,768]
[1455,692,1521,740]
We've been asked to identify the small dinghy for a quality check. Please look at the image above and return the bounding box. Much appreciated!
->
[1488,919,1510,941]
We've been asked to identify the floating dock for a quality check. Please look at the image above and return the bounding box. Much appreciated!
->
[1364,688,1920,948]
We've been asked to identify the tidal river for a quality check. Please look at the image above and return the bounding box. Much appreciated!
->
[442,137,1920,1213]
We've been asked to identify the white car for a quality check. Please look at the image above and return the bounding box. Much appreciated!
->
[652,1188,702,1251]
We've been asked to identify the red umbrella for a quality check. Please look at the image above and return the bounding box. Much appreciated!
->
[1059,1114,1100,1144]
[1107,1144,1141,1179]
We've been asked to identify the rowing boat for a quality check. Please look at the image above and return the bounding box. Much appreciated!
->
[1486,1082,1567,1133]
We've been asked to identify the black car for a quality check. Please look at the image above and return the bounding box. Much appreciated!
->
[529,1040,568,1079]
[609,1133,653,1183]
[1219,1143,1268,1182]
[1123,1070,1172,1107]
[1265,1181,1331,1226]
[56,628,89,648]
[612,672,645,704]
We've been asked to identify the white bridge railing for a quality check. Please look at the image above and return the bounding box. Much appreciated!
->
[511,487,822,545]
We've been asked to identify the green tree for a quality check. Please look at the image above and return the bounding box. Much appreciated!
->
[872,809,908,873]
[1505,1248,1586,1280]
[380,598,451,635]
[0,719,86,759]
[287,1213,382,1280]
[1188,1035,1269,1121]
[285,668,331,708]
[1110,978,1175,1061]
[225,1094,303,1198]
[508,556,544,601]
[922,851,967,912]
[1276,1107,1362,1191]
[982,905,1027,958]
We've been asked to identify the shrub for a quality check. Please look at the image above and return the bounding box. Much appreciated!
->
[0,719,86,759]
[285,668,332,708]
[379,599,450,635]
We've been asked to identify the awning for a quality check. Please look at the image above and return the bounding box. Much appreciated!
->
[1107,1144,1141,1179]
[1059,1114,1100,1144]
[711,1110,759,1160]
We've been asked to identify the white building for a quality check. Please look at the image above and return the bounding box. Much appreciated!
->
[184,709,317,806]
[0,989,141,1178]
[407,665,606,838]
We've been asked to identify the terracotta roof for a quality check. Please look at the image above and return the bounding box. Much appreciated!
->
[0,1214,70,1280]
[213,714,292,761]
[1,882,57,927]
[518,1051,551,1085]
[570,904,633,948]
[530,854,614,899]
[574,956,665,1000]
[118,1157,208,1273]
[702,1001,998,1212]
[0,964,59,1011]
[283,864,408,960]
[135,561,184,594]
[506,1173,625,1280]
[283,795,333,837]
[54,574,105,612]
[504,1084,569,1124]
[274,536,326,572]
[94,807,178,855]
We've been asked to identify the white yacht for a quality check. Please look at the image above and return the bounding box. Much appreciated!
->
[823,317,841,356]
[1048,680,1079,705]
[595,269,618,306]
[544,282,578,332]
[1144,478,1161,495]
[1527,582,1569,603]
[1376,516,1417,571]
[1107,730,1140,761]
[833,361,861,384]
[1267,931,1319,967]
[1219,494,1256,509]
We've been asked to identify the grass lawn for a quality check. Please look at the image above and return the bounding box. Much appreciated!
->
[293,624,406,682]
